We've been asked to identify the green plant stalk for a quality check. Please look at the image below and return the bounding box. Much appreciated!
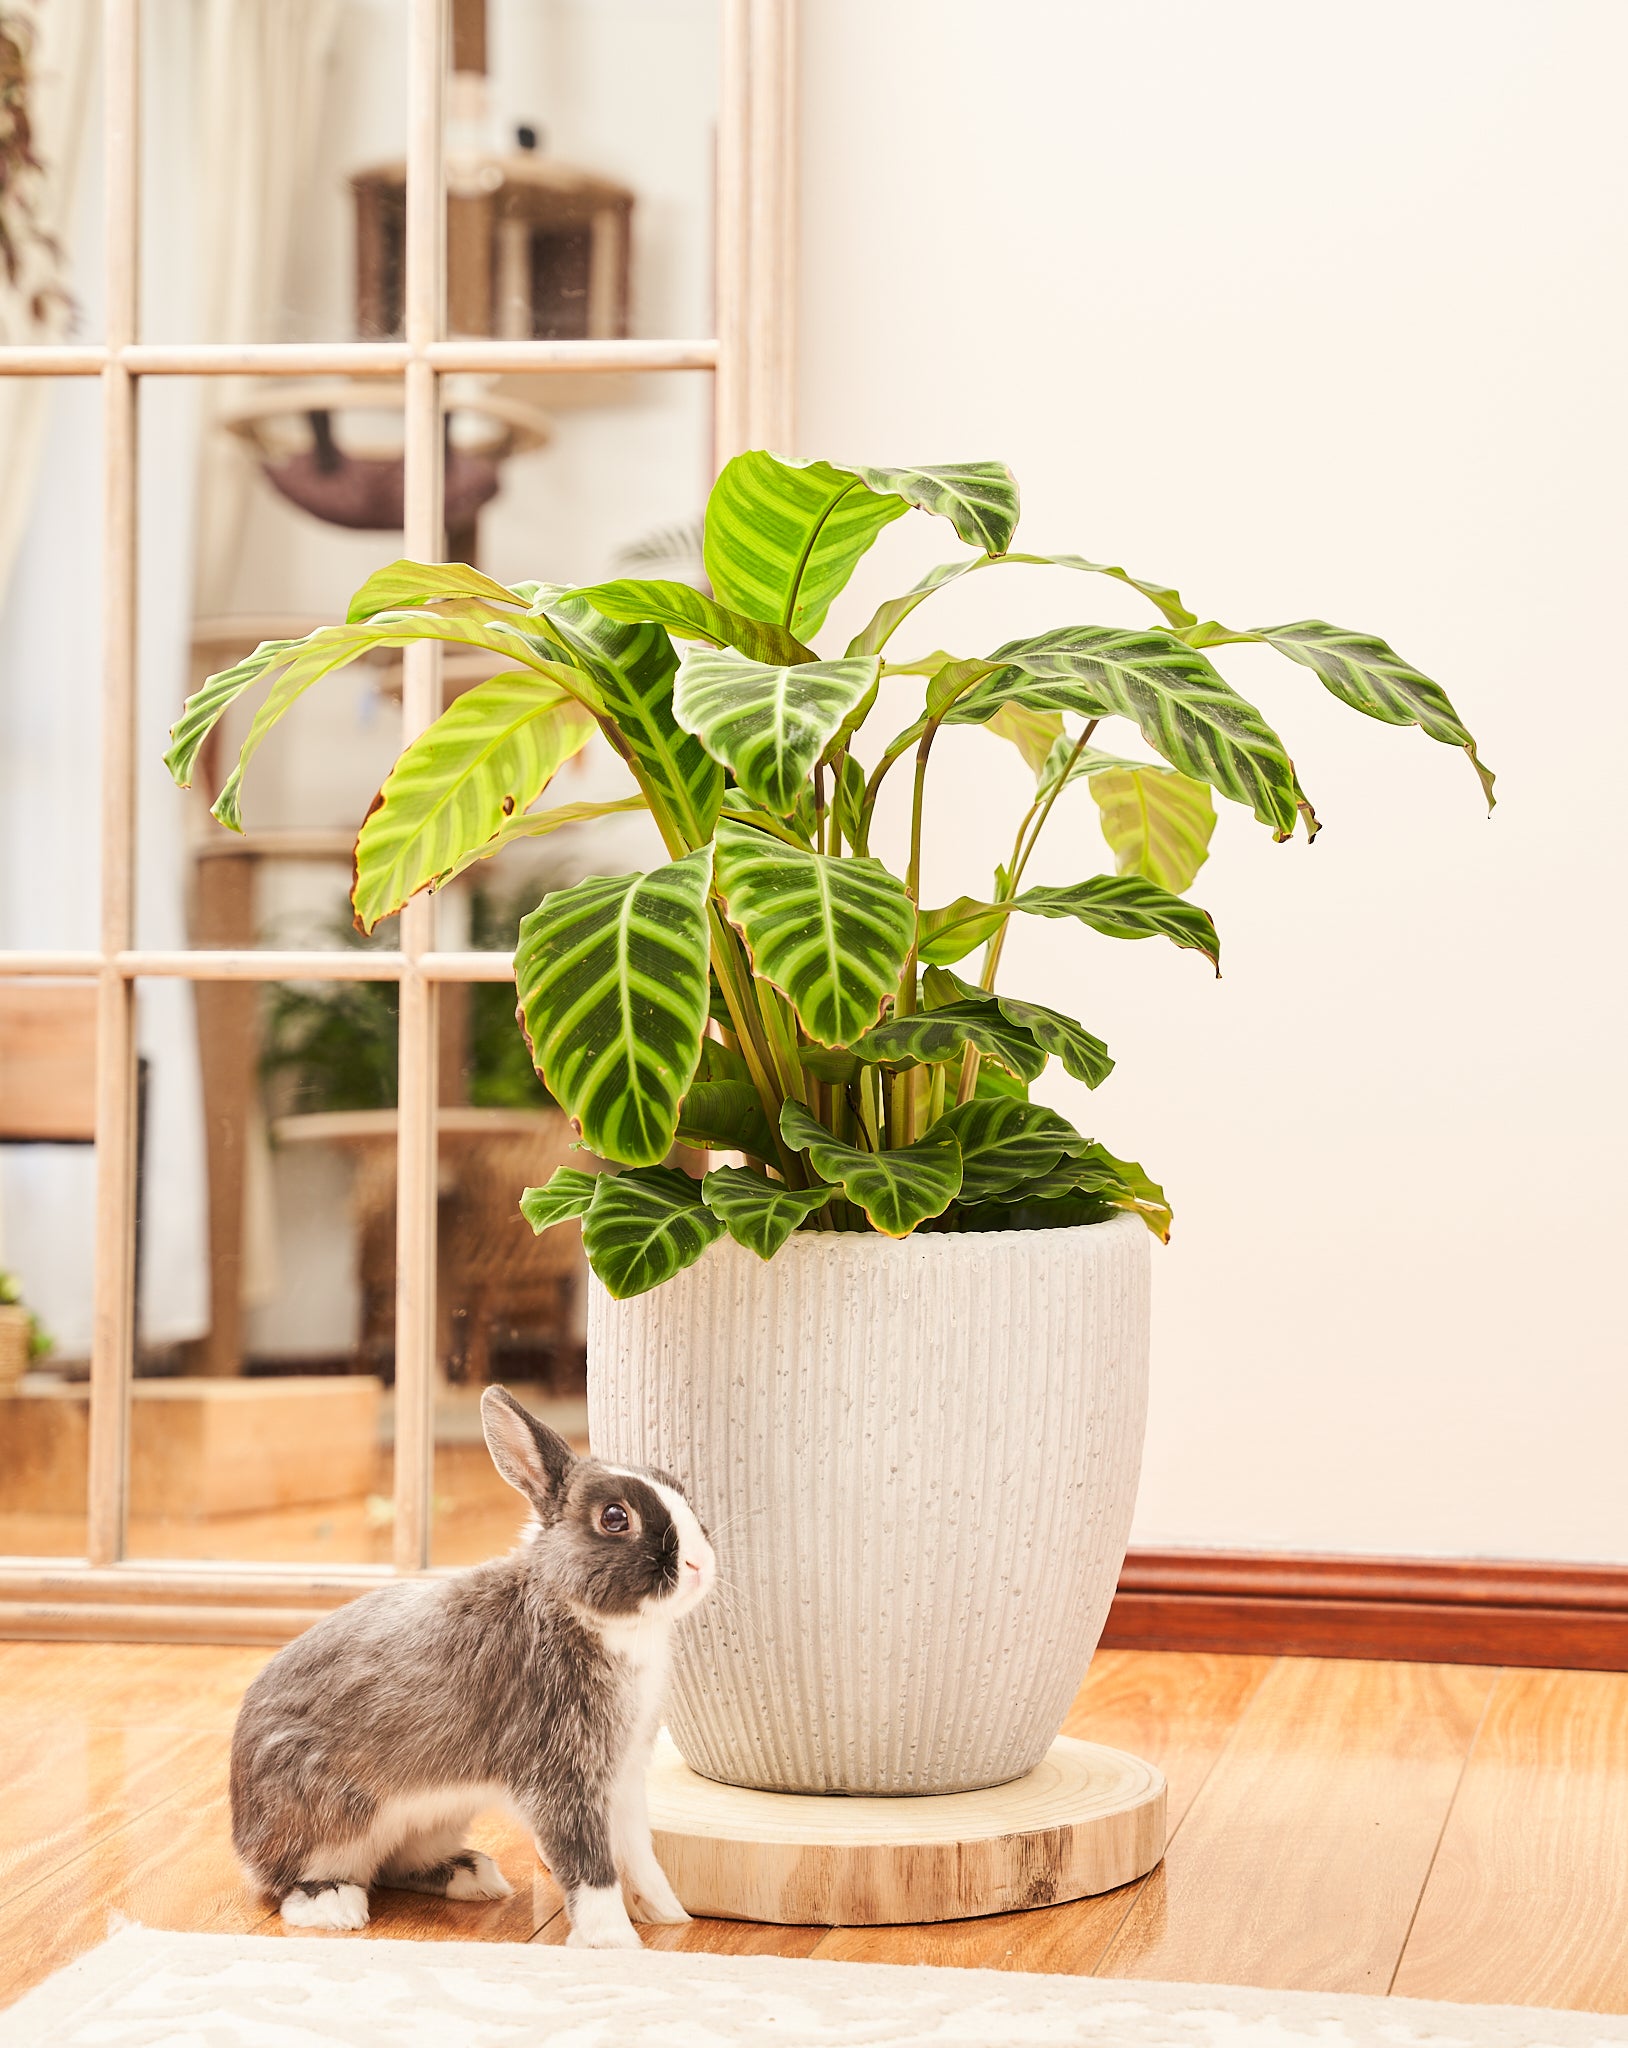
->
[954,721,1099,1105]
[705,905,807,1185]
[852,725,917,856]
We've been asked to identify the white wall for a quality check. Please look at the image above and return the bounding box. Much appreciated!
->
[799,0,1628,1562]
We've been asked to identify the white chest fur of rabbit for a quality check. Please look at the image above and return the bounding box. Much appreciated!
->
[229,1387,715,1949]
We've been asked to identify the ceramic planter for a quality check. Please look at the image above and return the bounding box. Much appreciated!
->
[588,1212,1151,1795]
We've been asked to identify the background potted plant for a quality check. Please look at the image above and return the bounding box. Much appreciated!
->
[167,450,1490,1794]
[0,1268,50,1391]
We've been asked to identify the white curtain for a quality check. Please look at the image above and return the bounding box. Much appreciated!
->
[194,0,343,612]
[0,0,97,596]
[0,0,342,1356]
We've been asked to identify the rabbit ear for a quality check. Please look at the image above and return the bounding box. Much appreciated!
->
[481,1385,575,1518]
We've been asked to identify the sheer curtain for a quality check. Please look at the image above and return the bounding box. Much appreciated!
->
[0,0,342,1359]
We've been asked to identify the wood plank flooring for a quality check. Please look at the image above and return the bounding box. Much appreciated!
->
[3,1643,1627,2013]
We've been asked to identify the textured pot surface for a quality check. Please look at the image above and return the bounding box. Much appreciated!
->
[588,1213,1151,1795]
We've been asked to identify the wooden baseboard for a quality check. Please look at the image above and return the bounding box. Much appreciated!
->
[1104,1550,1628,1670]
[5,1550,1628,1669]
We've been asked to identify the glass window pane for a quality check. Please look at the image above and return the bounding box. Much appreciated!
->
[0,979,97,1559]
[124,976,396,1565]
[138,0,719,347]
[0,379,102,951]
[431,1084,589,1570]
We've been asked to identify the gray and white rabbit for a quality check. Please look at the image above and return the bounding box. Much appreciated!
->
[229,1385,715,1948]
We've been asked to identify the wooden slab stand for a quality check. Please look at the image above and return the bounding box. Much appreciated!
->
[647,1731,1166,1926]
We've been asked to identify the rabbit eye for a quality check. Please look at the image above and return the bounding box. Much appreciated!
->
[599,1503,631,1535]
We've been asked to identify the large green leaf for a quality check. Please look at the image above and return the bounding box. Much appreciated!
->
[951,627,1305,839]
[1022,1142,1172,1242]
[350,672,596,933]
[1022,736,1216,888]
[927,1099,1089,1204]
[780,1103,962,1237]
[673,648,881,815]
[434,794,649,890]
[712,816,915,1047]
[676,1082,777,1161]
[167,611,587,831]
[989,703,1066,776]
[837,462,1020,556]
[534,593,722,851]
[1258,620,1495,809]
[915,897,1010,964]
[1008,876,1220,971]
[915,878,1217,971]
[513,847,713,1168]
[581,1167,726,1299]
[701,1166,835,1259]
[922,968,1114,1089]
[570,578,816,668]
[705,453,909,639]
[1007,553,1195,630]
[852,1004,1049,1084]
[519,1166,600,1233]
[1066,753,1217,893]
[346,558,531,623]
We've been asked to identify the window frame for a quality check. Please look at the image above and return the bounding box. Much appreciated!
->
[0,0,798,1641]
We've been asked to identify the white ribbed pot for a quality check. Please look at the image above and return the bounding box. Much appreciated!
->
[588,1212,1151,1795]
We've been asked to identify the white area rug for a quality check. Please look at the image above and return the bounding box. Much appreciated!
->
[5,1928,1627,2048]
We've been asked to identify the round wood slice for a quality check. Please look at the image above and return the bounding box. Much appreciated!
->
[647,1731,1166,1926]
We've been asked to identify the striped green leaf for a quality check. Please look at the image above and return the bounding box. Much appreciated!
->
[780,1103,962,1237]
[950,627,1305,840]
[1021,1142,1172,1241]
[435,794,649,891]
[701,1166,835,1259]
[676,1082,777,1161]
[853,1004,1049,1084]
[989,703,1066,776]
[922,968,1114,1090]
[571,578,816,668]
[1074,755,1216,894]
[706,453,908,638]
[1258,620,1495,809]
[581,1167,725,1299]
[1010,553,1195,630]
[838,462,1020,556]
[351,673,597,933]
[927,1099,1088,1204]
[167,610,588,831]
[513,847,713,1168]
[535,593,722,851]
[519,1167,600,1234]
[1010,875,1220,971]
[674,648,881,815]
[712,816,915,1047]
[915,897,1010,965]
[346,558,532,623]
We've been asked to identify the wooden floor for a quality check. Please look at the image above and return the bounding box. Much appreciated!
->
[3,1643,1627,2014]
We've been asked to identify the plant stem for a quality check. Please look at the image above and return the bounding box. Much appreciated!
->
[706,906,805,1185]
[852,729,917,856]
[954,719,1098,1106]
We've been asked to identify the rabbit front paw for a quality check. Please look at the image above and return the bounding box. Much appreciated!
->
[281,1881,369,1931]
[564,1884,643,1949]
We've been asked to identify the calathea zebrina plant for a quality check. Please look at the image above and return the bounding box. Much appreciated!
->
[166,452,1492,1298]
